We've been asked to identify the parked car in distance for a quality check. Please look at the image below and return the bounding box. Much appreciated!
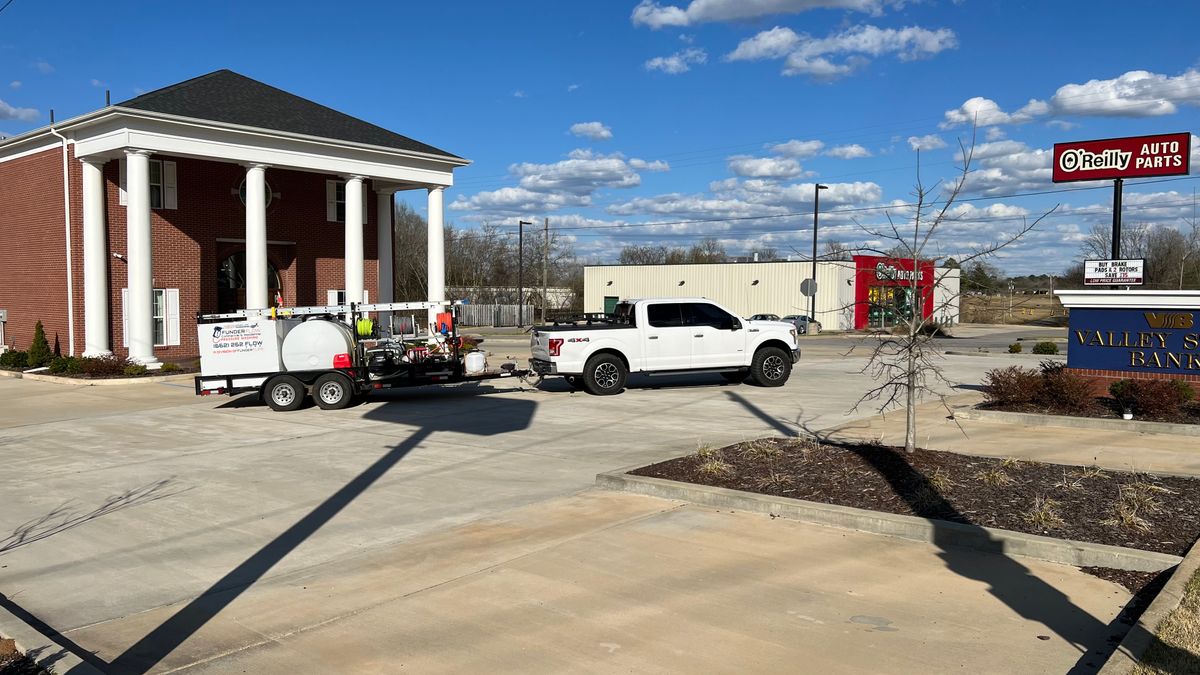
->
[749,313,780,321]
[782,314,822,335]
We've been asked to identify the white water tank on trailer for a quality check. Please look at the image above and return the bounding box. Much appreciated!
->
[464,350,487,375]
[281,319,356,371]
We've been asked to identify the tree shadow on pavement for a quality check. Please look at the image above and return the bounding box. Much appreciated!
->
[90,393,537,675]
[727,393,1199,674]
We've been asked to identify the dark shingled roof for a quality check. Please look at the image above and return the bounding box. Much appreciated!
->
[117,70,461,160]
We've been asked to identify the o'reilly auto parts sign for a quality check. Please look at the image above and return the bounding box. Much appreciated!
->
[1084,259,1144,286]
[1053,132,1191,183]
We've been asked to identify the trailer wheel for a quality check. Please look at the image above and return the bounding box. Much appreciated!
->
[313,372,354,410]
[264,375,306,412]
[749,347,791,387]
[582,353,627,396]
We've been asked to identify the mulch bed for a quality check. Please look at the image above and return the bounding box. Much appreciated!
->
[0,638,51,675]
[631,439,1200,556]
[981,398,1200,425]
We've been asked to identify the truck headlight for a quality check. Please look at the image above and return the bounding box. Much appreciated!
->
[790,328,797,340]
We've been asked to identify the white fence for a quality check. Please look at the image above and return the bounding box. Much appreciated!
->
[456,304,538,327]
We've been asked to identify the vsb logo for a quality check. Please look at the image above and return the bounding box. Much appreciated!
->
[1144,312,1194,329]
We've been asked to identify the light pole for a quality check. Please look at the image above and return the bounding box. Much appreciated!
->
[518,220,532,326]
[810,184,828,325]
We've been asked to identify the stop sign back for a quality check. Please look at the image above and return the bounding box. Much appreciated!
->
[1052,132,1191,183]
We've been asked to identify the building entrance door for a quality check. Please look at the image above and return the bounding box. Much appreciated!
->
[217,251,281,314]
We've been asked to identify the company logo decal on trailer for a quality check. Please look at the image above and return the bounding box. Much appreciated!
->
[1052,132,1191,182]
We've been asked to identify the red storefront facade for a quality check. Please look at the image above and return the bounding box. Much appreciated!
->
[852,255,936,330]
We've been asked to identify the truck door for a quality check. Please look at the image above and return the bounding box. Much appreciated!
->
[643,302,692,370]
[684,302,746,368]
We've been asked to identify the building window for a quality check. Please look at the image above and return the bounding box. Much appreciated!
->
[121,287,180,348]
[152,289,166,346]
[335,181,346,222]
[149,160,164,209]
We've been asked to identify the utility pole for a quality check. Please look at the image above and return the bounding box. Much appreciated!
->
[809,184,828,323]
[542,217,549,325]
[517,220,532,326]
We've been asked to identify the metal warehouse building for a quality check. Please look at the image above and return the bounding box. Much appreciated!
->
[584,255,961,331]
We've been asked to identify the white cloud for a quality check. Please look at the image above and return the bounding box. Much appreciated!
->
[90,78,105,88]
[728,155,805,179]
[609,179,883,221]
[8,81,20,89]
[569,121,613,141]
[770,139,824,158]
[985,127,1006,141]
[0,98,38,122]
[451,149,669,216]
[825,143,871,159]
[33,60,53,74]
[726,26,801,61]
[632,0,891,29]
[941,69,1200,130]
[512,90,527,98]
[958,141,1057,196]
[907,134,946,151]
[645,47,707,74]
[728,24,957,80]
[567,83,580,92]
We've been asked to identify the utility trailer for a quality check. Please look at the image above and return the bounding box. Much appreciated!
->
[195,300,528,411]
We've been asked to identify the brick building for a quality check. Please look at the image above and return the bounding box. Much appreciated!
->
[0,70,466,365]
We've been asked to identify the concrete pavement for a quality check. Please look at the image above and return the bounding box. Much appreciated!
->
[0,334,1130,673]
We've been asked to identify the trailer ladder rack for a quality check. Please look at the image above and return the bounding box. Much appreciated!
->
[199,300,462,322]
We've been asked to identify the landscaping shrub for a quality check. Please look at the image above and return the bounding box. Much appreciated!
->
[1008,342,1022,353]
[123,363,148,377]
[1032,341,1059,355]
[28,321,52,367]
[159,362,180,373]
[1119,379,1196,418]
[0,350,28,369]
[1037,362,1094,414]
[80,354,133,377]
[981,366,1041,406]
[48,356,83,375]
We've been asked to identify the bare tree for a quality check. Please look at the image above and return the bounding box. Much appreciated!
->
[850,132,1056,453]
[618,244,669,265]
[822,240,854,261]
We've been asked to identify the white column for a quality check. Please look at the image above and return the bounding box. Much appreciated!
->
[244,164,269,309]
[344,176,366,305]
[376,188,395,331]
[81,157,111,356]
[427,186,446,327]
[125,149,159,367]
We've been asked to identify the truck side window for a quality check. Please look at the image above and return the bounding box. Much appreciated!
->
[684,303,735,330]
[647,303,684,328]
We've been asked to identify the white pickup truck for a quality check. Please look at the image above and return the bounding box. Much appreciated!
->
[530,298,800,395]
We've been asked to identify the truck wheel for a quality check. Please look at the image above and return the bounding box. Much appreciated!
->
[721,370,746,384]
[264,375,306,412]
[749,347,791,387]
[313,372,355,410]
[582,354,627,396]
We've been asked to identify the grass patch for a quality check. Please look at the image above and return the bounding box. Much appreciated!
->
[1133,567,1200,674]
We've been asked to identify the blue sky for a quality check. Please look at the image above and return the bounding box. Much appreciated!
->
[2,0,1199,274]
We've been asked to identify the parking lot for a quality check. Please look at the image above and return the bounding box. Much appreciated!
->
[0,326,1127,674]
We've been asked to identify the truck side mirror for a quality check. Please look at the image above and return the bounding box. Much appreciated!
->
[730,319,741,331]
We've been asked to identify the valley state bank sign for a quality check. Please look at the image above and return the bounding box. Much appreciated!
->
[1067,306,1200,375]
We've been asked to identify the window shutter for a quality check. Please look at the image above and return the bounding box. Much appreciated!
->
[361,289,369,304]
[326,180,337,222]
[163,161,178,210]
[327,289,340,305]
[121,288,129,347]
[362,182,369,225]
[165,289,180,346]
[119,159,128,206]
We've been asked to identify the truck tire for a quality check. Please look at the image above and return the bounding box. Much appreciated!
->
[749,347,791,387]
[582,353,627,396]
[264,375,306,412]
[313,372,355,410]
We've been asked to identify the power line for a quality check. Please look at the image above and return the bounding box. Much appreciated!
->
[0,0,16,15]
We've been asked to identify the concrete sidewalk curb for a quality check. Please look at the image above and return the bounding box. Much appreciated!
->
[944,350,1067,359]
[0,370,195,386]
[596,468,1182,572]
[1098,539,1200,674]
[0,601,104,675]
[957,407,1200,438]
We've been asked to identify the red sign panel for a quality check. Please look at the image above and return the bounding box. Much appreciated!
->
[1052,132,1191,183]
